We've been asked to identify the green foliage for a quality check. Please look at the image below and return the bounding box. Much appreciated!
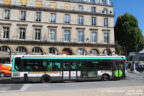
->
[115,44,124,55]
[115,13,144,56]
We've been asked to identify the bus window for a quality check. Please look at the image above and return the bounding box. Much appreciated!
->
[23,59,44,72]
[63,60,70,71]
[15,57,21,71]
[71,61,77,71]
[49,60,61,71]
[99,60,112,70]
[77,60,82,70]
[42,60,52,71]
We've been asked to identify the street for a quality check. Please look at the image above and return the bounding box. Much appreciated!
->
[0,71,143,93]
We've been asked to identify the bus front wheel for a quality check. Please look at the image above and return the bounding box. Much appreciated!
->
[101,74,110,81]
[0,73,5,78]
[41,75,51,83]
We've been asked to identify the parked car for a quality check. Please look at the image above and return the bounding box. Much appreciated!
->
[136,64,144,72]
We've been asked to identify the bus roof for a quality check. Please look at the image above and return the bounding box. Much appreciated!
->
[12,55,126,60]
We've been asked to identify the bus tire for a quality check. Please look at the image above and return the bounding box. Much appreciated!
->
[0,73,5,78]
[41,75,51,83]
[101,74,110,81]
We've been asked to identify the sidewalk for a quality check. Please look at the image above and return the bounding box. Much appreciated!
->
[1,86,144,96]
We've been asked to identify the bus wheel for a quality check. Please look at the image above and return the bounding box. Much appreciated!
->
[41,75,51,83]
[0,73,5,78]
[101,74,110,81]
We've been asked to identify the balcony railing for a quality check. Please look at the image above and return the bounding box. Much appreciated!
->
[0,1,114,15]
[0,36,115,45]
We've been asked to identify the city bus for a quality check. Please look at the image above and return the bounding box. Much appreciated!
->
[11,55,126,82]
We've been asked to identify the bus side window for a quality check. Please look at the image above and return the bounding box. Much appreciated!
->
[77,60,82,70]
[63,60,70,71]
[42,60,52,72]
[52,60,61,71]
[71,61,77,71]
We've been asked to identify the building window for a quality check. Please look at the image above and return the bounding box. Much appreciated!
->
[65,15,70,24]
[102,0,107,5]
[65,3,70,10]
[104,32,109,43]
[64,30,70,42]
[78,5,83,11]
[78,31,84,43]
[49,47,57,54]
[103,9,108,14]
[21,11,26,21]
[51,2,56,9]
[35,29,41,40]
[36,1,42,7]
[92,17,96,26]
[90,49,99,55]
[16,46,27,52]
[78,48,85,55]
[78,16,84,25]
[49,29,56,41]
[5,0,11,5]
[91,7,96,13]
[21,0,27,5]
[19,28,25,39]
[36,12,41,22]
[3,27,9,39]
[104,18,108,26]
[32,47,43,54]
[103,49,111,55]
[91,32,97,43]
[51,13,56,23]
[90,0,95,3]
[4,10,10,19]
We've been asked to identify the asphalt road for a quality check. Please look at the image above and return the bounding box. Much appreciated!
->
[0,71,143,93]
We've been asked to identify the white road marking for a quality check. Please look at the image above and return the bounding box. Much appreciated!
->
[20,84,31,91]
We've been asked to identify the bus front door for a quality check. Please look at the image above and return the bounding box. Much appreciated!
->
[62,61,77,80]
[113,61,125,80]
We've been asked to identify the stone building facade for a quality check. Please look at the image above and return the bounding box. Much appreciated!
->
[0,0,115,63]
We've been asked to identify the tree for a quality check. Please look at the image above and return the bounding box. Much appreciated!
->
[115,13,144,56]
[115,44,124,55]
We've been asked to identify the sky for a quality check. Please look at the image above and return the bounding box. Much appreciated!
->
[111,0,144,35]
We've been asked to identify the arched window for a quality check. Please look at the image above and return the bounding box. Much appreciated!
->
[0,46,11,53]
[62,48,72,55]
[16,46,27,52]
[32,47,43,54]
[49,47,58,54]
[103,49,111,55]
[90,49,99,55]
[78,48,86,55]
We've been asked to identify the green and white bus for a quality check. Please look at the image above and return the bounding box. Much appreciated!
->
[12,55,126,82]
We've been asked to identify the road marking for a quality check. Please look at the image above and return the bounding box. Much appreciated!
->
[20,84,31,91]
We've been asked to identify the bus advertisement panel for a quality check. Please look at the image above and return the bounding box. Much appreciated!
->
[0,64,12,77]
